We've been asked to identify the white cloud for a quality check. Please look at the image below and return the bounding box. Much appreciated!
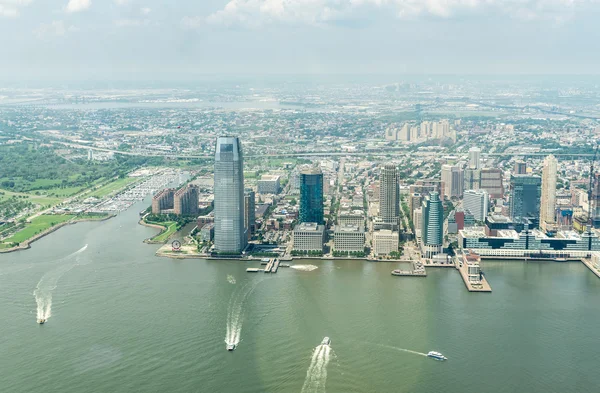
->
[141,7,151,15]
[206,0,599,27]
[0,0,33,18]
[66,0,91,13]
[114,0,129,4]
[34,20,79,38]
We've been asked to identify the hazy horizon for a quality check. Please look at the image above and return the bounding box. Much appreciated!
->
[2,0,600,83]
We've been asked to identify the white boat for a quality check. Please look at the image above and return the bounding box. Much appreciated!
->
[227,344,236,351]
[427,351,447,361]
[321,337,331,346]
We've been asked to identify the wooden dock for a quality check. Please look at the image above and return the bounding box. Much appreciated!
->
[581,258,600,278]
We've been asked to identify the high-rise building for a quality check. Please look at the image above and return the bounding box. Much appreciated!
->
[422,191,444,258]
[151,188,175,214]
[514,160,527,175]
[379,163,399,230]
[463,189,489,222]
[299,167,324,224]
[174,184,199,216]
[441,164,464,199]
[464,168,480,191]
[214,136,247,254]
[468,147,481,170]
[510,174,542,228]
[244,189,256,240]
[540,155,558,232]
[480,168,504,199]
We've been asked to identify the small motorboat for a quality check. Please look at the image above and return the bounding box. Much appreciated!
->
[321,337,331,346]
[226,344,236,351]
[38,319,46,325]
[427,351,447,361]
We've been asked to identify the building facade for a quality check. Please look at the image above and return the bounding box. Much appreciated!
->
[510,174,542,227]
[373,230,399,256]
[244,190,256,240]
[333,224,365,252]
[257,175,281,194]
[379,163,400,230]
[151,188,175,214]
[293,222,325,252]
[214,136,247,254]
[174,185,199,216]
[479,168,504,199]
[463,189,489,222]
[441,164,464,199]
[540,155,558,232]
[299,168,324,224]
[422,191,444,258]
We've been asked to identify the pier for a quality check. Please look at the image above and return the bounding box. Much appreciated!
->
[391,261,426,277]
[581,258,600,279]
[457,252,492,292]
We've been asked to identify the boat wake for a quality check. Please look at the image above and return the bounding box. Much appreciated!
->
[33,244,88,322]
[291,264,319,272]
[376,343,428,357]
[224,277,264,347]
[227,275,236,285]
[301,344,332,393]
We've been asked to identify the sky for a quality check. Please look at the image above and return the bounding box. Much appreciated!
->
[1,0,600,82]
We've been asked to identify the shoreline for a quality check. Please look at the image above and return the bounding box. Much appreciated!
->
[0,214,114,254]
[138,219,173,244]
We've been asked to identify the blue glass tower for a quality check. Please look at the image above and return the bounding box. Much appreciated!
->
[299,168,324,224]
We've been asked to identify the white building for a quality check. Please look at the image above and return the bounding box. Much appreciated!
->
[257,175,281,194]
[540,155,558,232]
[372,230,399,256]
[463,189,489,222]
[338,210,365,229]
[293,222,325,252]
[413,207,423,240]
[441,164,464,199]
[334,224,365,252]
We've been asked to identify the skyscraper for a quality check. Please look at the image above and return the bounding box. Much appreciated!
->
[244,189,256,240]
[379,163,399,230]
[441,164,464,199]
[422,191,444,258]
[299,167,324,224]
[214,136,247,254]
[510,174,542,228]
[540,155,558,232]
[480,168,504,199]
[468,147,481,169]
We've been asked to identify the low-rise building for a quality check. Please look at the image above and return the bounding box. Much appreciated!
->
[333,224,365,252]
[372,230,399,256]
[293,222,325,252]
[257,175,281,195]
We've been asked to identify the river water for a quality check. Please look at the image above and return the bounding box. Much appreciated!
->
[1,202,600,393]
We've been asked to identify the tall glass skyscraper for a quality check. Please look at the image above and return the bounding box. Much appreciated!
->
[299,167,324,224]
[214,136,247,254]
[379,163,399,230]
[422,191,444,258]
[510,174,541,228]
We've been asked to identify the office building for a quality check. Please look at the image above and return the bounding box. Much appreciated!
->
[379,163,400,230]
[441,164,464,199]
[174,185,199,216]
[244,190,256,239]
[214,136,247,254]
[299,167,324,224]
[480,168,504,199]
[422,192,444,258]
[464,168,480,191]
[510,174,542,227]
[372,230,399,256]
[463,189,489,222]
[293,222,325,252]
[333,224,365,252]
[540,155,558,232]
[413,207,423,239]
[338,210,365,229]
[514,160,527,175]
[257,175,281,194]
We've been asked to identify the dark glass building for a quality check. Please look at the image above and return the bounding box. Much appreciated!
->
[299,167,324,224]
[510,174,541,228]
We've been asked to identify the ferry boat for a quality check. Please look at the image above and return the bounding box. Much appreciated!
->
[227,344,236,351]
[427,351,447,361]
[321,337,331,346]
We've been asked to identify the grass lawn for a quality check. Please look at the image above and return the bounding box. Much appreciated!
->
[0,188,63,206]
[4,214,75,245]
[89,177,138,198]
[149,221,178,243]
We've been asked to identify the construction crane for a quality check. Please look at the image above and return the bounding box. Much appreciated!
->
[588,144,599,227]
